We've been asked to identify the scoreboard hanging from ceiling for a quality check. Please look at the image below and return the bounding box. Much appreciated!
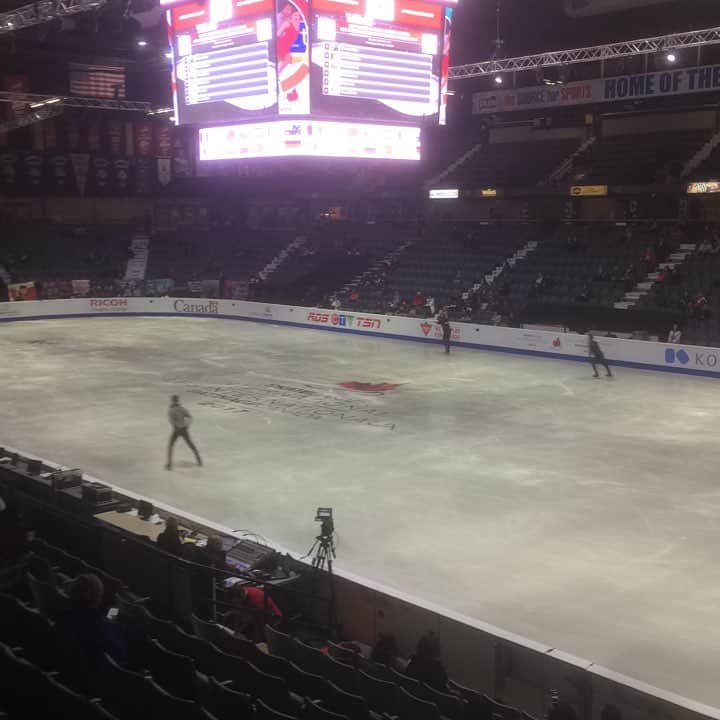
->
[164,0,456,159]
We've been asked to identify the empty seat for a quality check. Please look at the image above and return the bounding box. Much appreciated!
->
[204,676,254,720]
[255,698,299,720]
[144,638,204,701]
[303,700,350,720]
[355,670,396,715]
[293,638,326,675]
[287,660,329,702]
[323,655,356,692]
[325,680,375,720]
[394,687,440,720]
[420,684,465,720]
[252,649,292,680]
[265,624,295,660]
[327,640,359,668]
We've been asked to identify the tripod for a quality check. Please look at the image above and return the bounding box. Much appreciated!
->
[308,533,337,636]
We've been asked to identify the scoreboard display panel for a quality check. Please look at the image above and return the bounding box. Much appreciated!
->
[166,0,456,158]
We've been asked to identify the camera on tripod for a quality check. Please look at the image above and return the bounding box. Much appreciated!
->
[315,507,334,539]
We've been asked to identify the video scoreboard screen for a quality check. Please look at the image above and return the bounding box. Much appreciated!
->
[166,0,455,158]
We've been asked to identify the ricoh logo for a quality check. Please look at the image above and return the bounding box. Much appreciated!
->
[665,347,718,367]
[173,299,219,314]
[89,298,128,311]
[306,311,381,330]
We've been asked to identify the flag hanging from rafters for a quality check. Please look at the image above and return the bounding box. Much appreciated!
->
[69,64,126,99]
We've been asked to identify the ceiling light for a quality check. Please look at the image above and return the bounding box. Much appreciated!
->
[666,52,677,63]
[137,39,148,47]
[494,76,503,85]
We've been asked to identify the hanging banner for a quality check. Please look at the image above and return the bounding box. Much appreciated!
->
[91,156,111,193]
[0,151,18,190]
[71,279,91,297]
[135,156,152,194]
[9,281,37,301]
[107,120,124,155]
[687,180,720,194]
[88,122,102,152]
[44,119,57,150]
[157,158,172,187]
[71,153,90,196]
[439,7,452,126]
[473,63,720,114]
[23,154,44,191]
[135,122,154,156]
[48,155,72,192]
[113,158,131,193]
[156,125,172,158]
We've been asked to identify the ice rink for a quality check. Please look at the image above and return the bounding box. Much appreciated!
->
[3,316,720,706]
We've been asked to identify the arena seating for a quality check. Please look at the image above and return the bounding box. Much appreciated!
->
[0,495,540,720]
[1,224,132,284]
[342,223,535,317]
[570,130,710,185]
[146,227,294,285]
[441,138,582,188]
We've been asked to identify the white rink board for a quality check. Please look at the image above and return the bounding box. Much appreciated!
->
[0,296,716,378]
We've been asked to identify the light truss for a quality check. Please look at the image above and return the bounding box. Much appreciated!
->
[0,104,64,134]
[0,90,151,112]
[0,0,106,35]
[449,26,720,79]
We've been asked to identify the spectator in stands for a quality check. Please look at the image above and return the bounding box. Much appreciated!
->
[371,633,407,671]
[229,583,283,640]
[57,574,127,662]
[425,295,436,317]
[411,291,425,314]
[693,293,709,320]
[406,632,448,691]
[667,324,682,343]
[643,246,656,272]
[697,237,712,255]
[349,289,360,305]
[156,516,184,556]
[197,534,227,568]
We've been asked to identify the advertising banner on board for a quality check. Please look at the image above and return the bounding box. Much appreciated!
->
[473,63,720,114]
[8,281,37,301]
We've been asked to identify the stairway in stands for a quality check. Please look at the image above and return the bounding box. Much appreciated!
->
[125,233,150,280]
[257,234,308,282]
[615,242,697,309]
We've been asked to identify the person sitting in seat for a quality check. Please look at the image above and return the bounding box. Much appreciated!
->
[156,516,184,556]
[56,574,127,662]
[406,632,448,691]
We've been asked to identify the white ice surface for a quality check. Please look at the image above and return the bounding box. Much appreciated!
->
[2,317,720,705]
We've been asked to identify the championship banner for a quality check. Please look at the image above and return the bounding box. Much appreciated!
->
[71,279,91,297]
[91,156,111,194]
[9,281,37,301]
[473,63,720,114]
[135,156,151,194]
[42,280,72,299]
[156,125,172,158]
[112,158,131,193]
[71,153,90,196]
[157,158,172,187]
[23,153,44,191]
[107,120,124,155]
[0,151,18,190]
[135,123,154,156]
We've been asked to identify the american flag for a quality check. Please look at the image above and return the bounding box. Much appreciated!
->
[69,64,126,99]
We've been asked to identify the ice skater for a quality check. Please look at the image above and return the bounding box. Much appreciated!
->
[437,306,452,353]
[166,394,202,470]
[588,333,612,378]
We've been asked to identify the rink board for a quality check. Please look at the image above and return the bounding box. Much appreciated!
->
[0,296,715,378]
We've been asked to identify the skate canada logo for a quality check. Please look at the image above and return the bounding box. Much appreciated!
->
[89,298,128,312]
[420,322,432,336]
[665,347,718,368]
[306,311,381,330]
[173,299,219,314]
